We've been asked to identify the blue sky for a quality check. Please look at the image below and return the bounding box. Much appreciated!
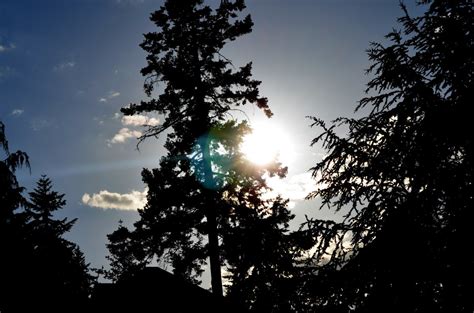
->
[1,0,419,278]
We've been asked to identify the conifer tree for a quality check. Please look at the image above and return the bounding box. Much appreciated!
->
[304,1,473,312]
[1,124,92,312]
[0,121,31,313]
[26,175,92,312]
[107,1,297,306]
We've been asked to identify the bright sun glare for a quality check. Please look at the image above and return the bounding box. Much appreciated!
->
[241,122,295,166]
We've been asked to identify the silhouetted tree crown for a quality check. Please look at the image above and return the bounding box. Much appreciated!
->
[25,175,92,312]
[107,1,299,310]
[1,126,92,312]
[0,121,32,313]
[0,121,29,217]
[28,175,76,236]
[303,1,473,312]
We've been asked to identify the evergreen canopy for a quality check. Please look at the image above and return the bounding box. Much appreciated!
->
[107,2,297,309]
[303,1,473,312]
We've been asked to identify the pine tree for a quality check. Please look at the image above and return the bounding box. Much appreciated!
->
[304,1,473,312]
[107,1,297,307]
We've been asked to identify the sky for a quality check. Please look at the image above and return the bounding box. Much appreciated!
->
[1,0,422,280]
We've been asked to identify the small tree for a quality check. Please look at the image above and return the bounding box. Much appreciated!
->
[304,1,473,312]
[103,220,147,282]
[26,175,92,312]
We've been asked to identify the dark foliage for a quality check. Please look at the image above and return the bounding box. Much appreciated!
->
[303,1,473,312]
[92,267,245,313]
[106,1,299,311]
[25,175,93,311]
[1,123,92,312]
[0,121,32,312]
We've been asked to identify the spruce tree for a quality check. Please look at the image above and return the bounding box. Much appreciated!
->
[26,175,92,312]
[304,1,473,312]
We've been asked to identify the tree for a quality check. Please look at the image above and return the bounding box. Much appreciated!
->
[103,220,147,282]
[1,124,92,312]
[25,175,93,312]
[0,121,32,312]
[304,1,473,312]
[0,121,29,219]
[107,0,297,306]
[222,196,303,312]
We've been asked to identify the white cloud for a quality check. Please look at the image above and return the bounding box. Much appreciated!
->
[109,127,142,144]
[108,114,159,145]
[53,61,75,72]
[265,172,319,208]
[109,91,120,98]
[82,189,147,211]
[122,115,160,127]
[99,91,120,103]
[0,42,15,53]
[11,109,24,116]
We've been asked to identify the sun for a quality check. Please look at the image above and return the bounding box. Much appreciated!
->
[241,121,295,166]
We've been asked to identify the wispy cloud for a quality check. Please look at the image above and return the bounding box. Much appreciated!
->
[30,118,51,131]
[122,115,159,127]
[0,42,15,53]
[109,127,142,144]
[53,61,75,72]
[109,91,120,98]
[99,90,120,103]
[11,109,24,116]
[266,172,318,208]
[82,189,147,211]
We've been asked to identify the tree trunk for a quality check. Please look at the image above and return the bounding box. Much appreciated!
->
[201,140,223,297]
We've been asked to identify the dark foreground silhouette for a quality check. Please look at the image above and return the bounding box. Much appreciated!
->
[91,267,246,313]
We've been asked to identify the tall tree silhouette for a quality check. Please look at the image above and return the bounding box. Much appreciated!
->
[106,0,297,305]
[25,175,92,312]
[304,1,473,312]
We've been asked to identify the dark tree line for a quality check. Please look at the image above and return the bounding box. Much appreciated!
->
[104,0,473,312]
[0,122,93,313]
[1,0,471,312]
